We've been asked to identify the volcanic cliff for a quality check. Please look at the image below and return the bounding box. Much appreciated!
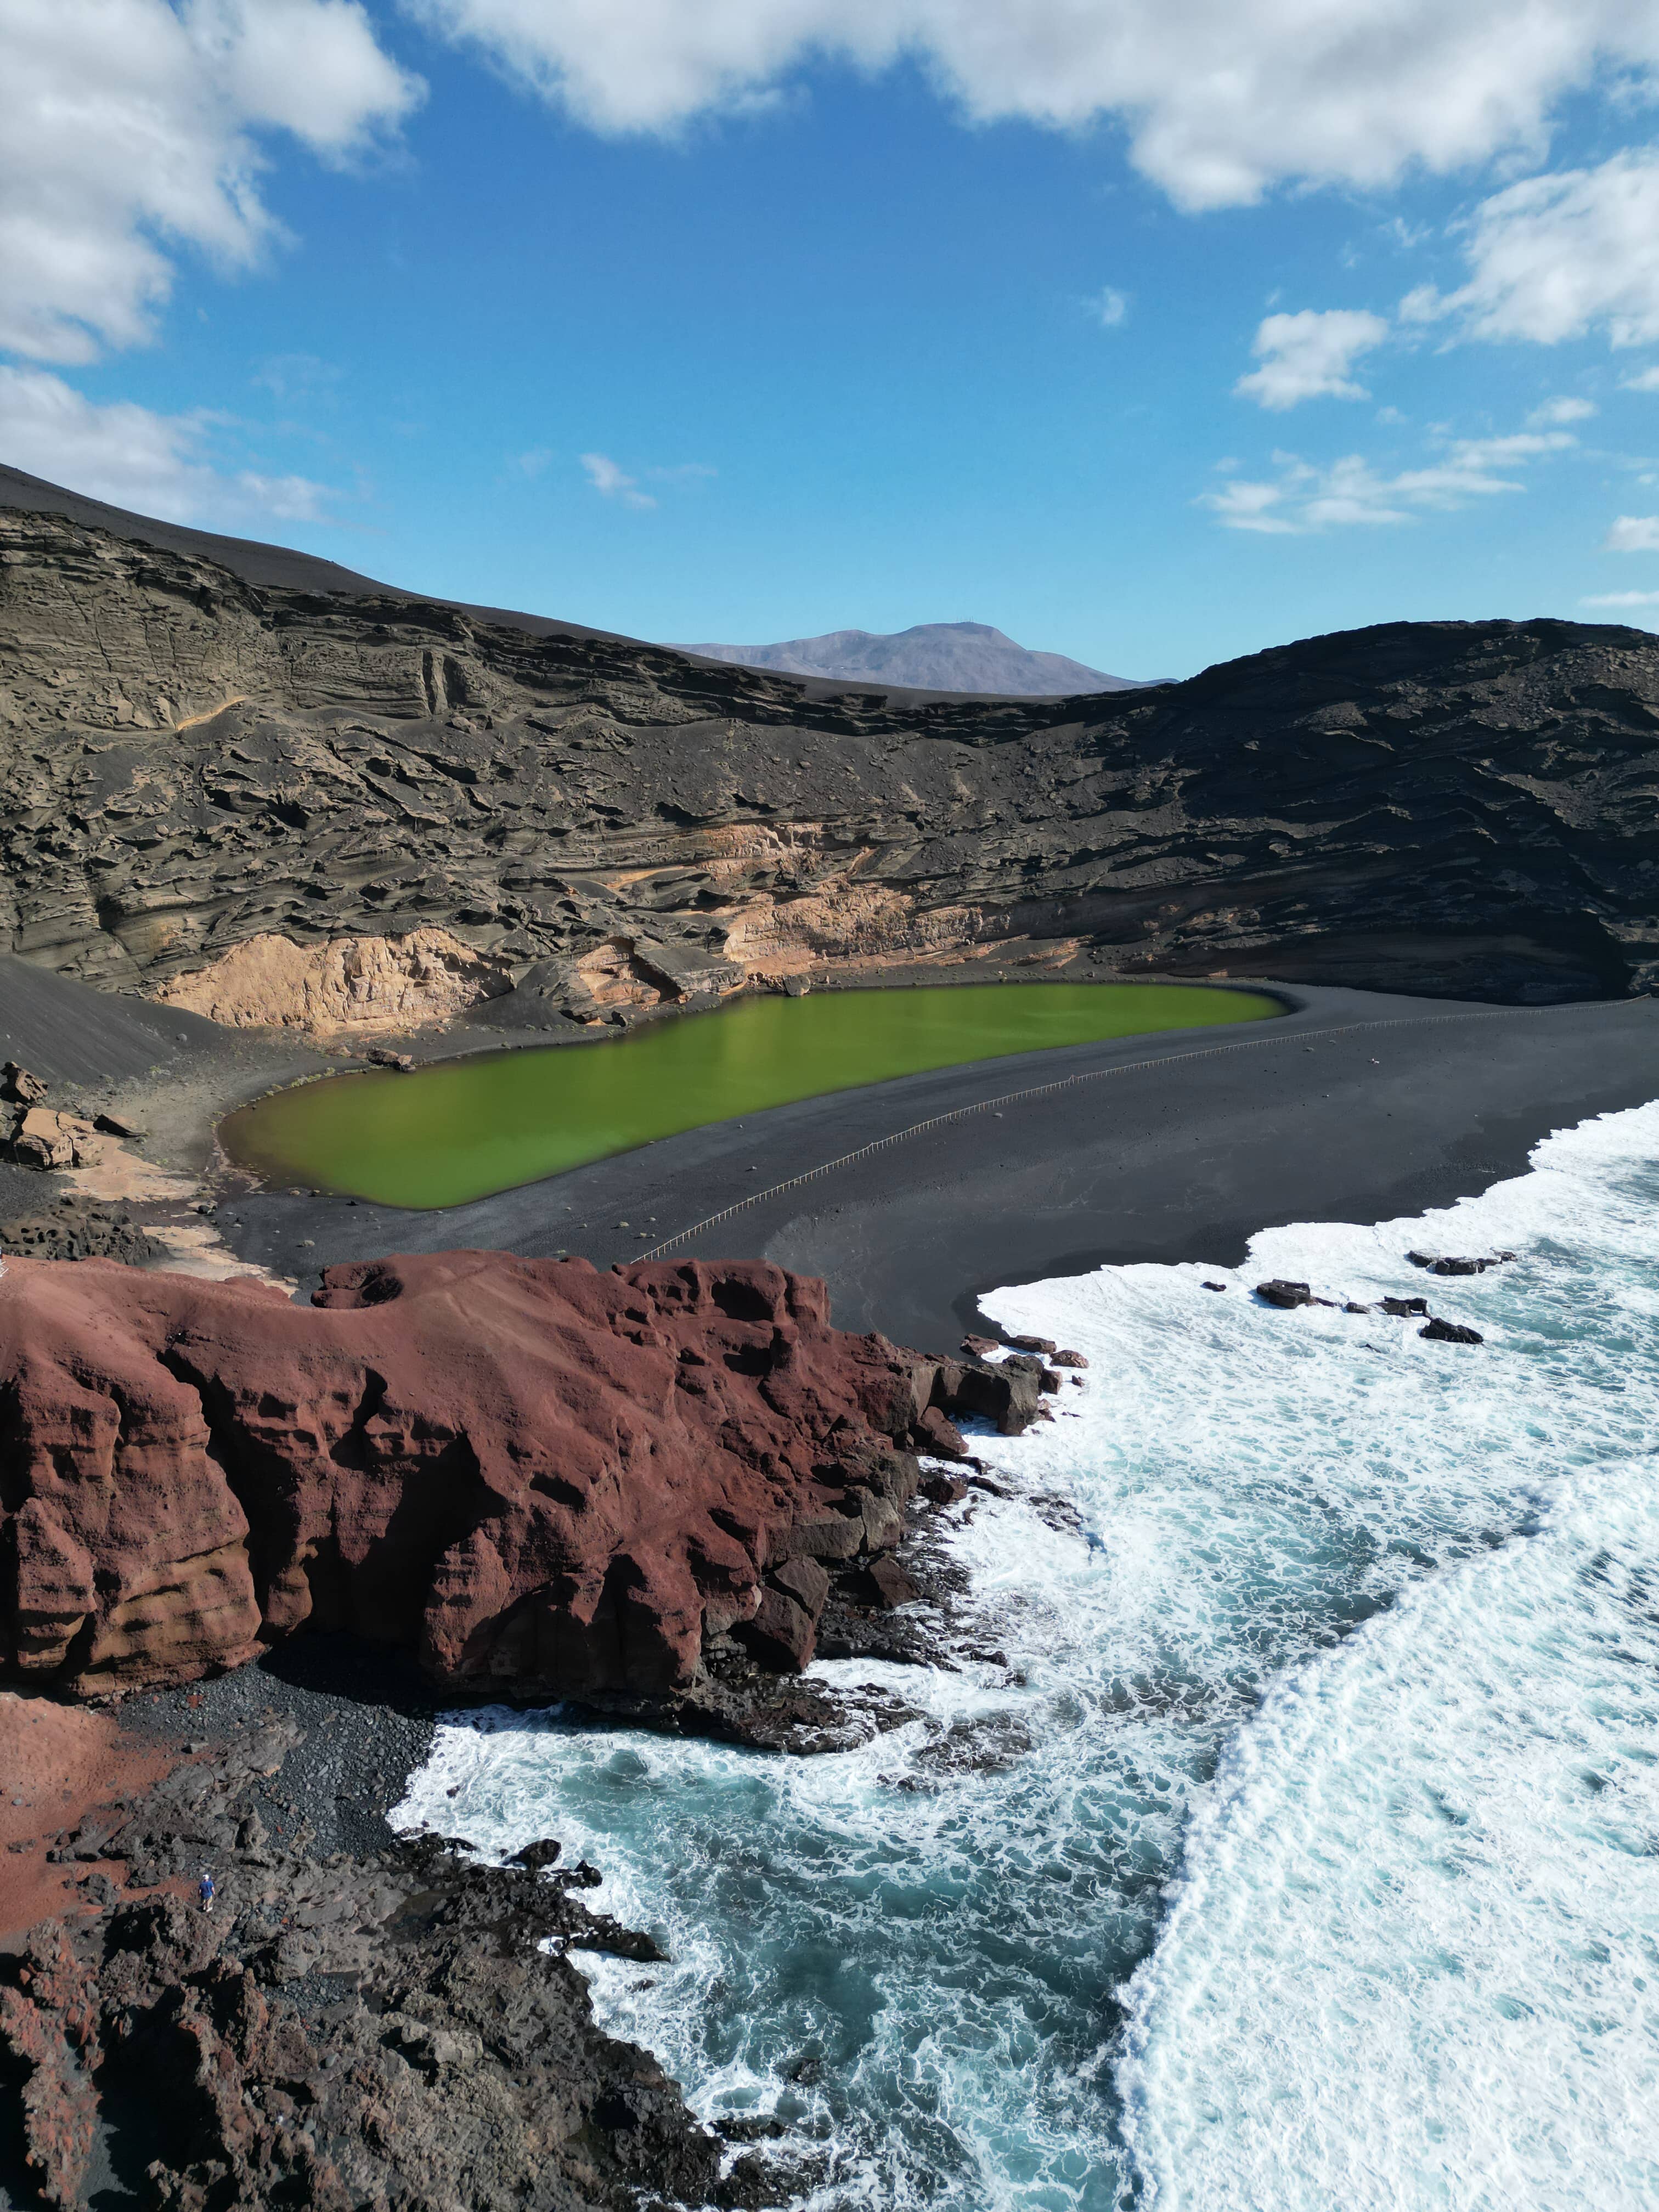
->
[2,498,1657,1025]
[0,1251,1028,1705]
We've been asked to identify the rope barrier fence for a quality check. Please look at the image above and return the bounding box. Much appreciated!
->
[635,1000,1600,1262]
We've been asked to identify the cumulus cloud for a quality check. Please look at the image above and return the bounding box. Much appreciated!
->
[1622,365,1659,391]
[1201,426,1577,533]
[1235,308,1390,409]
[0,364,336,522]
[580,453,656,509]
[1605,515,1659,550]
[404,0,1659,211]
[1089,287,1130,328]
[1527,394,1596,425]
[1402,150,1659,349]
[0,0,422,364]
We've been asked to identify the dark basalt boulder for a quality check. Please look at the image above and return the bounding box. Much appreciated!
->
[840,1555,922,1611]
[1420,1317,1485,1345]
[930,1356,1042,1436]
[1381,1294,1430,1317]
[1257,1279,1313,1308]
[1408,1251,1517,1276]
[915,1404,970,1459]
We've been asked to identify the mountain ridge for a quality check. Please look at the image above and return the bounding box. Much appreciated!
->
[0,477,1655,1028]
[673,619,1152,696]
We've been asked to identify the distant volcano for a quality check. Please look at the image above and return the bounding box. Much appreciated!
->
[673,620,1154,696]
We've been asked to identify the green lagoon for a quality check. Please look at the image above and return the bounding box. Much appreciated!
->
[220,980,1282,1209]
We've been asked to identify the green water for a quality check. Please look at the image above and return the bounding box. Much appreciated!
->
[220,981,1282,1209]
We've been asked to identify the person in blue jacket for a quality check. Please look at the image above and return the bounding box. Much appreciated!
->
[199,1870,215,1914]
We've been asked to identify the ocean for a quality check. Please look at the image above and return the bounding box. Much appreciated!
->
[394,1099,1659,2209]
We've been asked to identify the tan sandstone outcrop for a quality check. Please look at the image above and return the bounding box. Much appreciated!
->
[151,927,513,1034]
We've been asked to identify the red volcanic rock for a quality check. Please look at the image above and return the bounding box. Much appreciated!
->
[0,1252,980,1701]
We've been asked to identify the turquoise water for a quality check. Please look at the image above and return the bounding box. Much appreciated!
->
[396,1102,1659,2207]
[219,981,1278,1207]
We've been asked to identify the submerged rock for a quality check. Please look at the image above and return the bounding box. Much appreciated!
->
[1420,1317,1485,1345]
[1408,1251,1517,1276]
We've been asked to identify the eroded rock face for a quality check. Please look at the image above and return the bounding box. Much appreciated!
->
[3,509,1658,1012]
[0,1718,738,2212]
[151,924,513,1032]
[0,1252,974,1699]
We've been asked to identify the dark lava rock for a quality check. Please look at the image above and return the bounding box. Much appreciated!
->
[1407,1251,1519,1276]
[1420,1317,1485,1345]
[1052,1347,1090,1368]
[0,1716,751,2212]
[4,506,1659,1007]
[732,1588,820,1673]
[1257,1279,1314,1308]
[960,1333,1001,1357]
[1006,1334,1058,1356]
[1381,1294,1431,1317]
[915,1403,970,1459]
[933,1355,1042,1436]
[507,1836,563,1871]
[0,1195,163,1265]
[919,1471,970,1506]
[1201,1281,1227,1293]
[840,1555,922,1611]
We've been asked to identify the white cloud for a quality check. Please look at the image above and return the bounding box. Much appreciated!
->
[404,0,1659,213]
[1581,588,1659,606]
[0,0,421,364]
[1201,426,1577,533]
[580,452,656,509]
[0,364,335,523]
[1402,149,1659,349]
[1235,308,1390,409]
[1605,514,1659,550]
[1089,287,1130,329]
[253,352,342,404]
[511,445,554,477]
[1527,394,1596,424]
[1622,365,1659,391]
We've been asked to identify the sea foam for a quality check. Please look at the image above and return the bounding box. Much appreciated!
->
[394,1100,1659,2209]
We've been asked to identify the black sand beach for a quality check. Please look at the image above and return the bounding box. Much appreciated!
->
[217,983,1659,1351]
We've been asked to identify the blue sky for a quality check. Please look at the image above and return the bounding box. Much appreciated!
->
[7,2,1659,679]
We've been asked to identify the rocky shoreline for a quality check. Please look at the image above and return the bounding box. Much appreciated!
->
[0,1451,1009,2211]
[0,1243,1069,2210]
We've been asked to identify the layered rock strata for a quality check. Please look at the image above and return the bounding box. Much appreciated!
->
[3,508,1658,1014]
[0,1251,1029,1700]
